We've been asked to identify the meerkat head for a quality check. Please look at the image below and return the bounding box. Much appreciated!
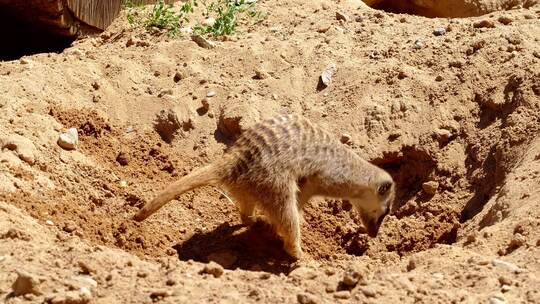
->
[349,172,395,237]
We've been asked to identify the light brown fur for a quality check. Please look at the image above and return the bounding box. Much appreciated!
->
[134,114,395,259]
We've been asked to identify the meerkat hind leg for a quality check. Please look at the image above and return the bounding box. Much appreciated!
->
[226,188,259,226]
[260,190,302,259]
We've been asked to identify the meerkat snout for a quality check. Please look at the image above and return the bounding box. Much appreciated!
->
[350,175,395,238]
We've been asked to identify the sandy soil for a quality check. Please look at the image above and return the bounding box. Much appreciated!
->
[1,0,539,303]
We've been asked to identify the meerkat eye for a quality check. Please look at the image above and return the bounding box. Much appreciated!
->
[378,181,392,196]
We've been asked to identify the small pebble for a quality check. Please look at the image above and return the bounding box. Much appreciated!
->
[192,35,216,49]
[63,221,77,233]
[320,63,337,87]
[489,295,506,304]
[207,91,217,98]
[58,128,78,150]
[433,27,446,36]
[336,11,349,22]
[254,69,270,80]
[340,134,351,144]
[173,72,183,83]
[474,19,495,28]
[413,39,425,49]
[422,181,439,195]
[498,16,513,25]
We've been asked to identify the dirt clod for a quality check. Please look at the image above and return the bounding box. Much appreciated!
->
[12,271,43,296]
[1,134,37,165]
[200,261,225,278]
[297,293,319,304]
[422,181,439,195]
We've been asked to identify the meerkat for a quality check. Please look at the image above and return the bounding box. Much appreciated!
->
[134,114,395,259]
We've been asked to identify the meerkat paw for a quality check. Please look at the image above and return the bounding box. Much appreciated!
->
[284,243,303,260]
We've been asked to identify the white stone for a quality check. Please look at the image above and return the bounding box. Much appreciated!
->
[58,128,78,150]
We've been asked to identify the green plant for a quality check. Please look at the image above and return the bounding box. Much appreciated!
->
[124,0,197,37]
[194,0,265,36]
[145,0,182,36]
[124,0,144,25]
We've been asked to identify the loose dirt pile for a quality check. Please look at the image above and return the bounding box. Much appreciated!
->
[1,0,539,303]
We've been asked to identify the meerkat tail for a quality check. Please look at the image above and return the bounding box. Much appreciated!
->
[133,164,221,222]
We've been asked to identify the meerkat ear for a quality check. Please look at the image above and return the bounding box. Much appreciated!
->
[377,181,392,196]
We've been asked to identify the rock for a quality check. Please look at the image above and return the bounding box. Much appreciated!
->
[435,75,444,82]
[505,233,527,254]
[359,285,376,297]
[207,250,238,269]
[150,289,172,300]
[422,181,439,195]
[320,63,337,87]
[63,221,77,233]
[498,276,512,286]
[297,293,318,304]
[203,17,216,27]
[288,267,317,280]
[46,220,55,226]
[58,128,78,150]
[489,295,506,304]
[254,68,270,80]
[333,290,351,299]
[336,11,349,22]
[474,19,495,28]
[341,267,366,287]
[498,16,513,25]
[158,89,173,98]
[1,134,37,165]
[191,35,216,49]
[206,91,217,98]
[199,261,224,278]
[433,27,446,36]
[173,71,183,83]
[116,152,129,166]
[492,259,523,273]
[340,134,351,144]
[413,39,425,49]
[78,260,97,275]
[12,271,43,296]
[218,104,260,139]
[406,256,419,271]
[434,128,452,142]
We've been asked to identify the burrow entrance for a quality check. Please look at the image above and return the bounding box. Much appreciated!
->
[4,105,521,274]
